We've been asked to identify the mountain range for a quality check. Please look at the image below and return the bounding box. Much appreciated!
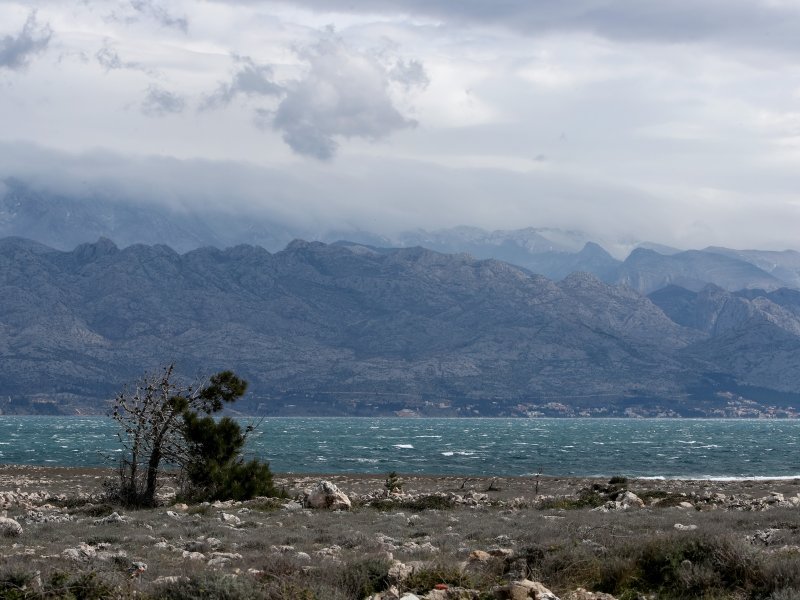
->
[2,236,799,416]
[3,180,799,295]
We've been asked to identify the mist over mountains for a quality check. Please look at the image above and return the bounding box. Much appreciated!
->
[2,234,800,416]
[3,180,800,295]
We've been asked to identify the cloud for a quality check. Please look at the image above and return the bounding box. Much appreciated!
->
[4,140,800,254]
[96,40,149,73]
[247,0,800,55]
[201,57,284,109]
[200,38,426,160]
[272,35,421,160]
[389,58,429,90]
[0,11,52,71]
[107,1,189,33]
[141,85,186,117]
[129,0,188,32]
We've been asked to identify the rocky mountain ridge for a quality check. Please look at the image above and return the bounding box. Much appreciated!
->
[1,237,799,415]
[3,180,799,294]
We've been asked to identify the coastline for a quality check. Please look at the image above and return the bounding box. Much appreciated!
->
[2,463,800,503]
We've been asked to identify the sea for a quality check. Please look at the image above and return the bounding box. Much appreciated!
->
[1,416,799,479]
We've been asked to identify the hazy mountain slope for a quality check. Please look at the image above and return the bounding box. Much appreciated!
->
[617,248,784,294]
[648,284,800,392]
[706,246,800,288]
[0,237,724,414]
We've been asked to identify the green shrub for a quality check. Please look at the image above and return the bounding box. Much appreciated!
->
[46,571,117,600]
[537,489,606,510]
[335,556,391,599]
[182,414,280,502]
[384,471,403,494]
[0,568,35,600]
[399,495,456,511]
[405,563,476,593]
[154,573,264,600]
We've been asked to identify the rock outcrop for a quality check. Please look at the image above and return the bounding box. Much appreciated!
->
[304,481,351,510]
[0,516,22,537]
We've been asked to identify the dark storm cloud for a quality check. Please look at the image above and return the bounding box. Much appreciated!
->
[201,57,284,110]
[141,85,186,117]
[0,11,52,71]
[223,0,800,52]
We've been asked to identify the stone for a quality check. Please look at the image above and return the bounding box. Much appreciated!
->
[95,549,128,562]
[304,481,352,510]
[128,562,147,578]
[674,523,698,531]
[182,551,206,560]
[564,589,617,600]
[207,557,231,568]
[184,541,208,552]
[153,576,189,585]
[0,517,22,537]
[388,560,414,584]
[469,550,492,563]
[494,579,560,600]
[220,512,241,525]
[93,512,128,525]
[62,542,96,561]
[211,552,242,561]
[619,491,644,509]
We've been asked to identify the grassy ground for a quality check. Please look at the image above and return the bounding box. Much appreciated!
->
[2,467,800,599]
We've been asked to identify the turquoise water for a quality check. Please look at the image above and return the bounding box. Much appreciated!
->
[1,417,799,478]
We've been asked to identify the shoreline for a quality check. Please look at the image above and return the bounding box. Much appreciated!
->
[3,463,800,483]
[2,463,800,503]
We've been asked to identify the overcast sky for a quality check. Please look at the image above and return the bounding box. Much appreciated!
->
[1,0,800,251]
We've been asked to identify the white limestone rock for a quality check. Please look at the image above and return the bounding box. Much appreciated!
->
[304,481,351,510]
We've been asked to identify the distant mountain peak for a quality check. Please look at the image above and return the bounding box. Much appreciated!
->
[73,237,119,262]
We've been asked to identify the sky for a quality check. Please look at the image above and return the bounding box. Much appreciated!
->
[1,0,800,251]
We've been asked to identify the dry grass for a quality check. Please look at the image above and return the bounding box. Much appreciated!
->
[3,472,800,598]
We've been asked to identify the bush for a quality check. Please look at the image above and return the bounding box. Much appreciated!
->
[400,495,457,511]
[181,414,279,502]
[384,471,403,494]
[335,556,391,599]
[154,573,265,600]
[537,489,607,510]
[405,563,478,593]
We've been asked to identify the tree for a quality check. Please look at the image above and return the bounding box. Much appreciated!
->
[181,412,279,501]
[109,364,263,507]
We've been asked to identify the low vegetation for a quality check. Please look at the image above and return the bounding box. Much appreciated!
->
[4,471,800,600]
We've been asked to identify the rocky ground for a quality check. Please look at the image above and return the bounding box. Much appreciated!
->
[2,466,800,599]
